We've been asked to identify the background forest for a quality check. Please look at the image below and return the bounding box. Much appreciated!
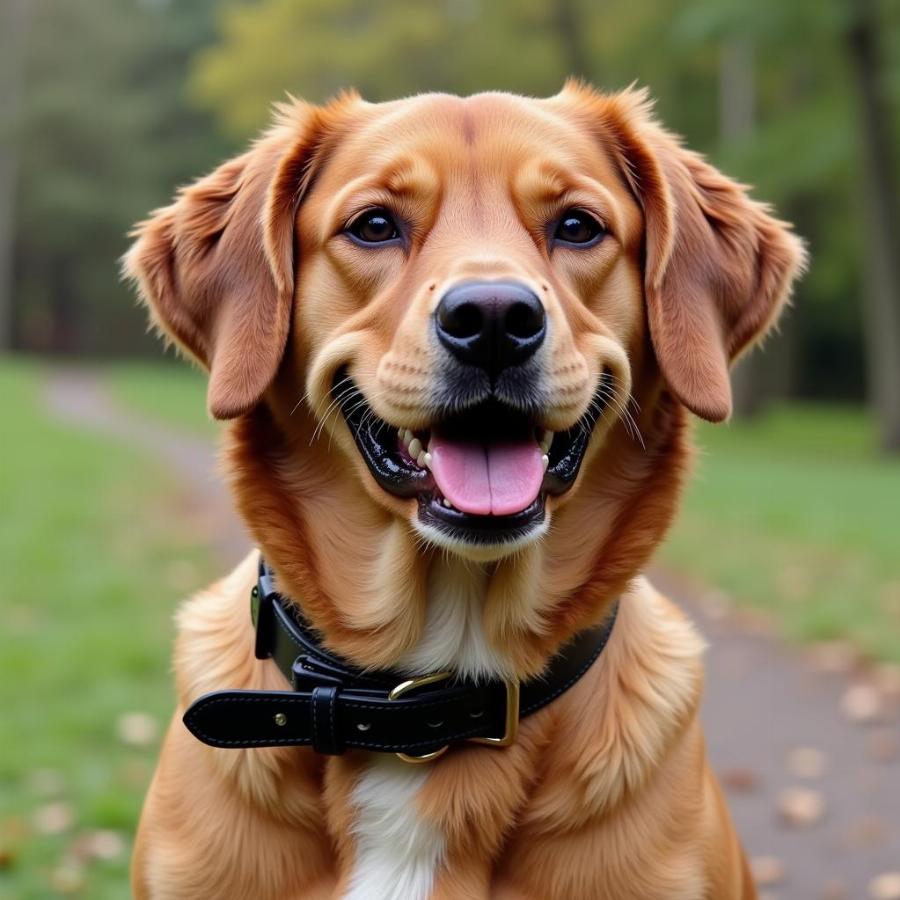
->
[3,0,900,448]
[1,2,900,897]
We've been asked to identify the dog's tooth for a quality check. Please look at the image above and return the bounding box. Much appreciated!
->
[541,453,550,472]
[408,437,423,459]
[422,452,432,469]
[416,451,427,467]
[443,498,452,508]
[404,428,415,447]
[540,430,553,453]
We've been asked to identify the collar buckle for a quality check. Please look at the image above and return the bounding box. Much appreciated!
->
[470,678,520,748]
[387,672,521,764]
[388,671,453,763]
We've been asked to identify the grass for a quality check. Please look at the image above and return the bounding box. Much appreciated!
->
[105,361,212,436]
[0,358,216,899]
[662,406,900,661]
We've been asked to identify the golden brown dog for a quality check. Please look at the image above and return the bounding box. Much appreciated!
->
[125,83,805,899]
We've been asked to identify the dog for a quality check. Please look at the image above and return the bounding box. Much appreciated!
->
[125,83,805,899]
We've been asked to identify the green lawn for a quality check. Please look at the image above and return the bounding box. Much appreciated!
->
[105,361,213,436]
[662,406,900,661]
[0,359,215,899]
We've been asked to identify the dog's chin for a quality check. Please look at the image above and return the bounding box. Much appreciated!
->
[331,368,610,558]
[411,509,550,561]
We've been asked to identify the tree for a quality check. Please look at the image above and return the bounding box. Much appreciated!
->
[0,0,27,350]
[11,0,230,354]
[844,0,900,452]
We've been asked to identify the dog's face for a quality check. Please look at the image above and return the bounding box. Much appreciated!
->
[294,93,645,558]
[127,86,804,658]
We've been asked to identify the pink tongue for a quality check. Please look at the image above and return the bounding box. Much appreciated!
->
[428,435,544,516]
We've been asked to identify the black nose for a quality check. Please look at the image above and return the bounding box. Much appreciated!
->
[435,281,546,376]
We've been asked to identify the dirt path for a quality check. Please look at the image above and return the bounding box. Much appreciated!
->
[44,369,900,900]
[44,368,249,562]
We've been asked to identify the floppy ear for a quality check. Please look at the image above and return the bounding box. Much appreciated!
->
[124,105,320,419]
[604,92,807,422]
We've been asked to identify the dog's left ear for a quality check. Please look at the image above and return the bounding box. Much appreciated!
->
[598,90,808,422]
[124,104,324,419]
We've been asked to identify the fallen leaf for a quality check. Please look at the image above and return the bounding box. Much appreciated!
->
[752,856,786,886]
[868,729,900,763]
[50,861,84,893]
[821,878,848,900]
[73,829,125,861]
[32,803,74,836]
[808,640,858,674]
[842,684,883,724]
[874,664,900,702]
[786,746,827,779]
[869,872,900,900]
[720,767,760,792]
[116,711,159,746]
[843,815,889,849]
[777,786,826,828]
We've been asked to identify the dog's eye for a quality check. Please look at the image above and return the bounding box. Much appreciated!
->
[346,209,400,245]
[554,210,604,247]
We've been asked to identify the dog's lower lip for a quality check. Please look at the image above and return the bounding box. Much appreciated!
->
[332,369,609,540]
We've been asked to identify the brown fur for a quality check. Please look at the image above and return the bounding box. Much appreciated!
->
[125,83,805,899]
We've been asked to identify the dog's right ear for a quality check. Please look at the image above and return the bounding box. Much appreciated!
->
[124,103,327,420]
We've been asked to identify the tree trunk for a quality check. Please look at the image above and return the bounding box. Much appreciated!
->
[844,0,900,453]
[48,256,78,354]
[0,0,27,350]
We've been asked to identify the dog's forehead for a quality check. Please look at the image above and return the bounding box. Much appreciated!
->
[317,92,623,191]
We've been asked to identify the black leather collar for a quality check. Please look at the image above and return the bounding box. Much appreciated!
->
[183,558,618,758]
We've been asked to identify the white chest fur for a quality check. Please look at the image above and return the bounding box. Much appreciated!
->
[344,759,443,900]
[345,557,510,899]
[397,555,511,680]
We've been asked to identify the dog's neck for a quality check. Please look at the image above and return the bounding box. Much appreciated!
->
[396,555,511,680]
[225,388,689,680]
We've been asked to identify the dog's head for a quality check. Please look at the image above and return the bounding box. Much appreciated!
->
[126,85,805,669]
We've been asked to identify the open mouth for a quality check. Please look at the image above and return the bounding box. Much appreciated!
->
[334,369,608,544]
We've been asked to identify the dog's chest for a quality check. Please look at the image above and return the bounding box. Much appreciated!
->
[344,759,443,900]
[344,557,509,899]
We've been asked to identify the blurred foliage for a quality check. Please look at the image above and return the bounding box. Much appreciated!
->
[11,0,233,355]
[190,0,899,404]
[6,0,900,408]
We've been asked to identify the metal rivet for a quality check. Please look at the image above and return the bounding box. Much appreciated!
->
[356,722,371,732]
[274,712,287,727]
[251,586,259,598]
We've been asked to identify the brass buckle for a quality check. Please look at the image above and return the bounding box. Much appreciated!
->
[470,678,520,747]
[388,672,521,764]
[388,671,452,764]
